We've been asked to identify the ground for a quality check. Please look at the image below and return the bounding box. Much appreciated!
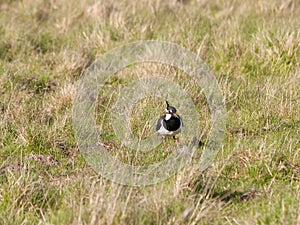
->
[0,0,300,224]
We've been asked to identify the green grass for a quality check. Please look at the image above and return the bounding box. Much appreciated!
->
[0,0,300,224]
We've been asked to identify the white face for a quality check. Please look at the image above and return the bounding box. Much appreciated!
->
[165,114,172,120]
[165,109,175,113]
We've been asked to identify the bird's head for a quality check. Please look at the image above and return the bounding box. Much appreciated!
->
[165,101,177,114]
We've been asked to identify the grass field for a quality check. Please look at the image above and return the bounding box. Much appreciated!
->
[0,0,300,224]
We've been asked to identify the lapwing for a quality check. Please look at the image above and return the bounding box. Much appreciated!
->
[156,101,183,148]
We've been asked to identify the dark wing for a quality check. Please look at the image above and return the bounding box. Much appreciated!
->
[156,115,165,131]
[179,115,183,127]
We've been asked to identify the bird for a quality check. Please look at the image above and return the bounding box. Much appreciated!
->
[156,101,183,148]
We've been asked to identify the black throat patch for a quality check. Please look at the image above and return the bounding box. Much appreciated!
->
[163,116,181,131]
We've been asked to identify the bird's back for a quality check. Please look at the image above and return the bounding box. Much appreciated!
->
[156,115,164,131]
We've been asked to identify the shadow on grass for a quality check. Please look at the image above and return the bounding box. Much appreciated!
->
[192,175,262,203]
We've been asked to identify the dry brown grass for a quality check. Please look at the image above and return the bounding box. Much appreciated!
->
[0,0,299,224]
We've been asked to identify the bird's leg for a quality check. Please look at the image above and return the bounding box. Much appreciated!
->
[173,136,179,146]
[162,137,167,151]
